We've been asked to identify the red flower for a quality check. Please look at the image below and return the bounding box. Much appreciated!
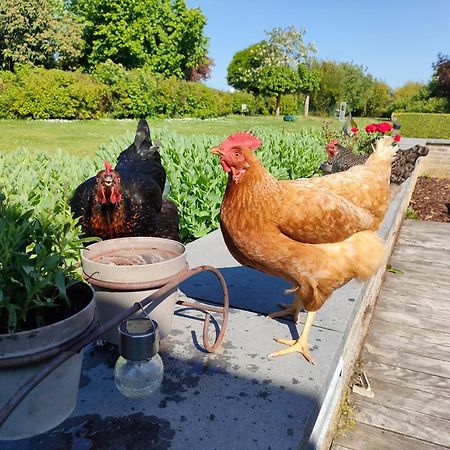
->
[377,122,393,134]
[365,124,378,133]
[351,127,359,134]
[394,134,401,142]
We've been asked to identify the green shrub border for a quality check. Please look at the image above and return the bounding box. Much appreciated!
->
[395,112,450,140]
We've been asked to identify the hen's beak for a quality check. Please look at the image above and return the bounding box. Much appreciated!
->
[210,146,222,156]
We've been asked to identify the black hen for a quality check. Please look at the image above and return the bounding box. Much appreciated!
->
[323,142,429,184]
[70,119,180,241]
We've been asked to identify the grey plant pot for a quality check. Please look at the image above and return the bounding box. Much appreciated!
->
[0,283,95,440]
[81,237,187,346]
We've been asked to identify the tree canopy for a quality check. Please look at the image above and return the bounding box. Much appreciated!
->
[430,53,450,100]
[0,0,82,71]
[309,60,380,115]
[227,26,316,115]
[71,0,210,80]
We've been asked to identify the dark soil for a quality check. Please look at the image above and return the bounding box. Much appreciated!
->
[410,176,450,222]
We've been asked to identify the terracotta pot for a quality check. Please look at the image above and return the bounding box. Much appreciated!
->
[0,282,95,440]
[81,237,187,345]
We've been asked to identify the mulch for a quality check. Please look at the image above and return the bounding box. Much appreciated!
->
[410,176,450,222]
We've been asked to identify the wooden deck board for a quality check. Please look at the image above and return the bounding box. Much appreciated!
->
[378,287,450,312]
[371,304,450,334]
[332,220,450,449]
[361,359,450,398]
[351,399,450,447]
[359,378,450,420]
[335,421,450,450]
[366,320,450,360]
[361,345,450,379]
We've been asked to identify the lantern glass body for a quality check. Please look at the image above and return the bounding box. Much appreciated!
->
[114,353,164,398]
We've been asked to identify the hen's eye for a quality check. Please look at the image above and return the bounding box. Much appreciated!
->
[234,152,240,158]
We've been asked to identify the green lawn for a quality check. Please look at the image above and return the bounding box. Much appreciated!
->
[0,115,374,156]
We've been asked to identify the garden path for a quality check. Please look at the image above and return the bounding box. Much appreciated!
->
[331,219,450,450]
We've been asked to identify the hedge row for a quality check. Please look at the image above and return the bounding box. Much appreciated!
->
[0,64,303,120]
[395,113,450,139]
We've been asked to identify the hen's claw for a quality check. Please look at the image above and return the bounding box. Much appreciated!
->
[267,337,316,365]
[266,303,301,324]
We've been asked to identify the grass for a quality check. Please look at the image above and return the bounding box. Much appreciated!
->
[0,115,375,156]
[404,205,419,219]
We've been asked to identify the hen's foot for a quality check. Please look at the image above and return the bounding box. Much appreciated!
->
[266,303,301,324]
[267,337,315,365]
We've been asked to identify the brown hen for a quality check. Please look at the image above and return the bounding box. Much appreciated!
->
[211,133,396,363]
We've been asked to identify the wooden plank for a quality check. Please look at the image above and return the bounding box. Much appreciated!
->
[385,258,450,283]
[361,360,450,398]
[396,234,450,251]
[379,286,450,312]
[333,421,448,450]
[367,318,450,354]
[372,303,450,334]
[362,343,450,379]
[381,276,450,300]
[390,253,450,272]
[390,245,450,262]
[374,297,450,322]
[352,398,450,447]
[358,378,450,420]
[400,220,450,243]
[391,244,450,266]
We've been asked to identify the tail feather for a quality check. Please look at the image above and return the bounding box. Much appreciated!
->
[372,136,397,160]
[347,230,385,280]
[294,230,386,312]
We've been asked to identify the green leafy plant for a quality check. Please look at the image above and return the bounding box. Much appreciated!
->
[0,197,95,333]
[386,265,404,275]
[405,205,419,219]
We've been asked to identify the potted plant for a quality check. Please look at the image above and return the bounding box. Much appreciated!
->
[0,195,96,440]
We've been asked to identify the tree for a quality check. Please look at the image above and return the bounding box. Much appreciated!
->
[365,80,391,117]
[394,81,425,102]
[227,26,316,115]
[429,53,450,100]
[310,60,375,116]
[71,0,210,80]
[226,43,267,95]
[258,66,300,116]
[297,64,320,116]
[0,0,82,71]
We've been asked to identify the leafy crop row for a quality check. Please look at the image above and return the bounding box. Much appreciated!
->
[1,128,326,242]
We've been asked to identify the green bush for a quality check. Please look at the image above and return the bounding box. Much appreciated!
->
[0,64,313,119]
[0,66,111,119]
[395,112,450,139]
[390,96,449,114]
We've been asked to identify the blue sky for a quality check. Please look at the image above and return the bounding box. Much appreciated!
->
[186,0,450,91]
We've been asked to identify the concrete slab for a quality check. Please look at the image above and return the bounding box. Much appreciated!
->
[3,307,342,450]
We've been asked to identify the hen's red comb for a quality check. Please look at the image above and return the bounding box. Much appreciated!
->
[219,132,262,151]
[104,160,112,174]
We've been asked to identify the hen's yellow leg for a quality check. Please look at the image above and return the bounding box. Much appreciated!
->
[268,311,317,364]
[267,294,303,324]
